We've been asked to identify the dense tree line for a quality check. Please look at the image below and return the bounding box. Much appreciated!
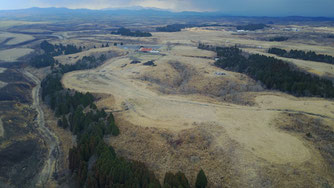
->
[38,41,207,187]
[156,24,196,32]
[59,55,106,73]
[198,43,216,51]
[269,36,289,42]
[215,47,334,98]
[156,24,221,32]
[268,47,334,65]
[111,27,152,37]
[29,53,57,68]
[236,24,268,31]
[41,40,82,56]
[29,40,83,68]
[327,35,334,39]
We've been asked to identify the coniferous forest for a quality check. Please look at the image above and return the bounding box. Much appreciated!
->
[268,47,334,65]
[214,47,334,98]
[236,24,268,31]
[30,40,83,68]
[111,27,152,37]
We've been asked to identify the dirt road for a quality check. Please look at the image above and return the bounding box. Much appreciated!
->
[0,118,4,138]
[22,69,60,187]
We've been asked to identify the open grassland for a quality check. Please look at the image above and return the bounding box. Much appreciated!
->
[0,81,7,90]
[62,42,334,186]
[0,48,34,62]
[153,28,334,56]
[0,32,35,45]
[152,28,334,78]
[0,68,6,74]
[54,46,127,65]
[8,22,328,186]
[244,48,334,77]
[0,20,48,30]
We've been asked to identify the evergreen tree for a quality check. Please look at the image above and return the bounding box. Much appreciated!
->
[195,169,207,188]
[62,115,69,128]
[57,119,63,127]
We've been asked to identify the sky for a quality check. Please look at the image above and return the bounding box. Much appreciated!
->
[0,0,333,17]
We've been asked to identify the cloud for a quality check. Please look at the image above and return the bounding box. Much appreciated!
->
[133,0,203,11]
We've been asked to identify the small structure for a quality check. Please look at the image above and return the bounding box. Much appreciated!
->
[139,46,160,53]
[139,47,153,52]
[150,50,160,53]
[283,28,300,32]
[215,72,226,76]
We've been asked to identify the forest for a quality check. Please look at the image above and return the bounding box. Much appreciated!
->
[236,23,268,31]
[29,40,83,68]
[111,27,152,37]
[327,34,334,39]
[36,41,207,188]
[29,53,56,68]
[268,47,334,64]
[214,47,334,98]
[268,36,289,41]
[41,40,82,56]
[59,55,106,73]
[156,24,221,32]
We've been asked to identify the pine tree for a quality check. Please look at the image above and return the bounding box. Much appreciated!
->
[195,169,207,188]
[57,119,63,127]
[62,115,69,129]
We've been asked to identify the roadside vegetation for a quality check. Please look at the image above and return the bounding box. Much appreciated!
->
[268,47,334,65]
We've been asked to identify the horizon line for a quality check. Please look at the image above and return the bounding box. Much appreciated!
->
[0,6,334,18]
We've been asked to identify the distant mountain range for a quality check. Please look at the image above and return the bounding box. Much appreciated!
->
[0,7,333,22]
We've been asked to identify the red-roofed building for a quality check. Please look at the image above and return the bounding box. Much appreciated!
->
[139,47,153,52]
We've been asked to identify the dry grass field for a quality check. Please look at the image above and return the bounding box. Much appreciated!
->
[54,46,127,65]
[2,19,333,186]
[244,48,334,77]
[0,32,35,45]
[62,32,334,186]
[0,20,48,30]
[0,48,34,62]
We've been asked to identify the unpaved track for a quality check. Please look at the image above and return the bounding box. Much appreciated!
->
[22,69,60,187]
[0,118,4,138]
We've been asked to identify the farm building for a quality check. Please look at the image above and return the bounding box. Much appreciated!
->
[138,46,160,53]
[139,47,153,52]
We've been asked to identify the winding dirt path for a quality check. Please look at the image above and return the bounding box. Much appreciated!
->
[22,69,60,187]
